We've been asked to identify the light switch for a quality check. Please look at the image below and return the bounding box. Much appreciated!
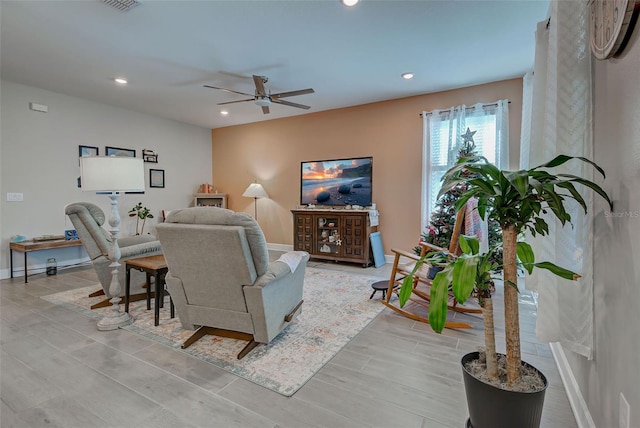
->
[7,193,24,202]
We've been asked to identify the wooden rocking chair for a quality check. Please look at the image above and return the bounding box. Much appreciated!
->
[382,208,483,329]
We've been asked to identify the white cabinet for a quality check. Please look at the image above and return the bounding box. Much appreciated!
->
[194,193,227,208]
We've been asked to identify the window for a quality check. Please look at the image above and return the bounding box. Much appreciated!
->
[421,101,509,233]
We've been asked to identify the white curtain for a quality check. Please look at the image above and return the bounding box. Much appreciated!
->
[421,101,509,233]
[519,0,595,359]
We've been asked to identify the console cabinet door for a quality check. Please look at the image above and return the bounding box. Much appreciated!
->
[342,215,367,259]
[293,213,313,253]
[315,215,341,257]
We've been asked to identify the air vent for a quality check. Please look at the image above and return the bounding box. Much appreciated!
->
[101,0,140,12]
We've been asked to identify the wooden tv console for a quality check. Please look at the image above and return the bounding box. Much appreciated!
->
[291,209,377,267]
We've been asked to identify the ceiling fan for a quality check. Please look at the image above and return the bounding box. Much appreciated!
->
[204,75,314,114]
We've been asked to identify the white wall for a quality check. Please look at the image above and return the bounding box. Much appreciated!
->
[0,80,212,278]
[565,41,640,427]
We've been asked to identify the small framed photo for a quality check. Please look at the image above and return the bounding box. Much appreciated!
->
[78,145,99,157]
[105,146,136,157]
[149,169,165,188]
[142,149,158,163]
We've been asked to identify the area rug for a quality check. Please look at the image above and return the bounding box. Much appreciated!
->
[42,267,386,396]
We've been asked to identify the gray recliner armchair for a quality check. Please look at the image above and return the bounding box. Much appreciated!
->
[156,207,308,359]
[65,202,163,309]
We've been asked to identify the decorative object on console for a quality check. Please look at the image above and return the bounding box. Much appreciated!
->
[149,169,165,188]
[198,183,216,193]
[242,181,269,219]
[300,157,372,207]
[80,155,145,331]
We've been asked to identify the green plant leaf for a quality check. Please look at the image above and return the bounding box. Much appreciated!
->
[452,255,478,303]
[516,242,535,274]
[557,175,614,210]
[533,261,581,281]
[398,276,414,308]
[504,170,529,198]
[459,235,480,255]
[428,266,453,333]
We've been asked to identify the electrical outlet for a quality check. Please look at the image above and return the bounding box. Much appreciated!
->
[6,192,24,202]
[620,393,631,428]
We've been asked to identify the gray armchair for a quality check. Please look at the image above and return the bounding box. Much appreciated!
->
[65,202,163,309]
[156,207,308,359]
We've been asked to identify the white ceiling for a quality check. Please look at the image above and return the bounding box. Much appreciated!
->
[0,0,549,129]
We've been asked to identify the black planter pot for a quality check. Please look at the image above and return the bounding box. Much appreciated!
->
[426,265,444,279]
[462,351,548,428]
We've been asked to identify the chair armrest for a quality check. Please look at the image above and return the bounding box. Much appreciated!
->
[418,242,450,257]
[119,240,163,259]
[253,252,309,288]
[390,248,422,261]
[118,234,158,248]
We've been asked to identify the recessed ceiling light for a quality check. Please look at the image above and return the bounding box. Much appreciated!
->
[220,110,229,116]
[341,0,360,6]
[401,72,414,80]
[114,78,128,84]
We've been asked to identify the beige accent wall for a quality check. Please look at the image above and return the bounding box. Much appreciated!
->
[212,78,523,252]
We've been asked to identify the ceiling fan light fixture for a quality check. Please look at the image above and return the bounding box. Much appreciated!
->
[255,97,271,107]
[114,77,128,84]
[341,0,360,6]
[401,72,414,80]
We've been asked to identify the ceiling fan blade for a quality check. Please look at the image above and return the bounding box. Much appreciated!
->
[261,105,270,114]
[271,88,315,99]
[253,75,267,96]
[217,98,254,105]
[203,85,254,97]
[272,99,311,110]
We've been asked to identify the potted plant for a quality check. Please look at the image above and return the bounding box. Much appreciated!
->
[128,202,154,235]
[399,154,612,428]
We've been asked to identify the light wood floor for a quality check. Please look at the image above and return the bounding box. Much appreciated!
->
[1,253,577,428]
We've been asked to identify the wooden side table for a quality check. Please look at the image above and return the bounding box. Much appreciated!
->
[9,239,83,283]
[124,254,174,326]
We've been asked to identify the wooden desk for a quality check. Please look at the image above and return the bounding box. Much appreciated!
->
[124,254,173,326]
[10,239,83,283]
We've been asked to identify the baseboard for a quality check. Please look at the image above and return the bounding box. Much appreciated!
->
[550,342,595,428]
[0,257,92,280]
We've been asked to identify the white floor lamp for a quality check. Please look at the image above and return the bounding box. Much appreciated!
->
[242,181,269,219]
[80,156,145,331]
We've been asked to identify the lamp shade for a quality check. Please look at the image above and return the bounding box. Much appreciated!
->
[242,182,269,199]
[80,156,145,192]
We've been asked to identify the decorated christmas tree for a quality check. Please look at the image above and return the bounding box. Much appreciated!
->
[416,128,502,257]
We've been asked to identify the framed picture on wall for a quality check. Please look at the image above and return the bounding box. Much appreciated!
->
[78,145,99,157]
[150,169,165,188]
[105,146,136,157]
[142,149,158,163]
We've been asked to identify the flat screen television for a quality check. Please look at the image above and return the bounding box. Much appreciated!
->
[300,157,372,207]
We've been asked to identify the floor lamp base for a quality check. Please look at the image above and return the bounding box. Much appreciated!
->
[97,310,134,331]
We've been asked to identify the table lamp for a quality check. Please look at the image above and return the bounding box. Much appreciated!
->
[80,156,145,330]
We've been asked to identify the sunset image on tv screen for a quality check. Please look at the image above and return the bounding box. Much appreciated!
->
[300,157,372,206]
